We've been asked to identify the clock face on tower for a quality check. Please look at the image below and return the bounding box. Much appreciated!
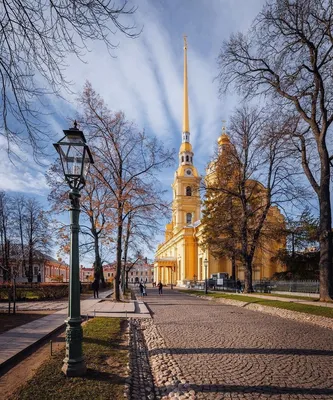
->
[186,169,192,176]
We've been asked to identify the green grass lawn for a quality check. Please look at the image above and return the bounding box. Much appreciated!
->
[185,290,333,319]
[250,292,319,301]
[11,318,128,400]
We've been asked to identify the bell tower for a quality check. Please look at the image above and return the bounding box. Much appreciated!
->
[171,36,201,233]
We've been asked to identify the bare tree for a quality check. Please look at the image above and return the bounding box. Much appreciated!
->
[217,0,333,300]
[0,0,138,158]
[24,198,52,283]
[202,106,302,292]
[78,82,174,301]
[0,192,11,281]
[47,157,116,282]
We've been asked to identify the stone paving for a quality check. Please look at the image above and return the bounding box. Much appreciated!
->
[141,288,333,400]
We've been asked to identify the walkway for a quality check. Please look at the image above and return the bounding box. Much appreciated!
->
[145,288,333,399]
[0,290,149,370]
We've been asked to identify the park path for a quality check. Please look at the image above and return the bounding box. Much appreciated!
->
[144,288,333,400]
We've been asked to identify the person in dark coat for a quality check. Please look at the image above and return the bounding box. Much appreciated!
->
[92,278,100,299]
[158,281,163,295]
[142,284,147,296]
[139,282,144,296]
[236,279,242,294]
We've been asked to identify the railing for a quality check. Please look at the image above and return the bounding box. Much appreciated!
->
[183,279,320,295]
[255,280,320,294]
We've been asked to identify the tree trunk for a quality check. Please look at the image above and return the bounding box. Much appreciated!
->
[13,278,16,314]
[28,242,33,284]
[318,155,333,301]
[241,211,253,292]
[114,203,123,301]
[291,232,295,259]
[93,233,104,283]
[125,269,129,289]
[243,256,254,293]
[231,252,236,280]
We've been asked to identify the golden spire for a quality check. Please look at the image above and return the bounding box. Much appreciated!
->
[183,35,190,133]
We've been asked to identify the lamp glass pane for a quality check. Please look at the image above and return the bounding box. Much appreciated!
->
[82,148,91,180]
[60,144,85,178]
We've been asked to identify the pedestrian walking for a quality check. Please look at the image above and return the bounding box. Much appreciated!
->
[139,282,144,297]
[158,281,163,295]
[143,284,147,296]
[92,278,100,299]
[236,279,242,294]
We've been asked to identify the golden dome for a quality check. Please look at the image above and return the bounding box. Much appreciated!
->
[179,142,193,153]
[218,126,230,146]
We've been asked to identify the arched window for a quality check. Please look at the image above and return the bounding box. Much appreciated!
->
[190,156,193,163]
[181,156,184,163]
[186,186,192,196]
[186,213,192,224]
[186,155,189,162]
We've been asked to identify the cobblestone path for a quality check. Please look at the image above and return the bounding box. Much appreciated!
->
[145,288,333,400]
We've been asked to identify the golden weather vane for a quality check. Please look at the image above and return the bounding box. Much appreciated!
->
[221,119,226,132]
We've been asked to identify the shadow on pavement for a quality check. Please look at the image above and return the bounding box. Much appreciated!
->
[157,383,333,396]
[149,346,333,357]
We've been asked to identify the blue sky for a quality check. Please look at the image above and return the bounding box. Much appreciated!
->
[0,0,267,261]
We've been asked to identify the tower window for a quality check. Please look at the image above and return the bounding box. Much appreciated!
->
[186,213,192,224]
[181,156,184,163]
[186,155,189,162]
[186,186,192,196]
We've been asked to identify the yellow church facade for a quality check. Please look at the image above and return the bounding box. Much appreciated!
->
[154,38,285,286]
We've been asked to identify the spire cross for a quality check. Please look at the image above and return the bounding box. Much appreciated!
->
[221,120,226,132]
[183,35,187,48]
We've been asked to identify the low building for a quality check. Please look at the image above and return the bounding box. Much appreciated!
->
[0,247,69,283]
[102,260,154,284]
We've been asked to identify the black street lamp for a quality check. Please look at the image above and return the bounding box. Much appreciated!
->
[54,121,94,377]
[204,258,208,295]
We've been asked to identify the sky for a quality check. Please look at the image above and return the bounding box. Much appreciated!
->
[0,0,267,262]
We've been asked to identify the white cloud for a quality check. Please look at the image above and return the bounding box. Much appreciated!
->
[0,137,49,194]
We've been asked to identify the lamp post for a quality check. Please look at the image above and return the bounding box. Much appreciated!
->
[204,258,208,295]
[54,121,94,377]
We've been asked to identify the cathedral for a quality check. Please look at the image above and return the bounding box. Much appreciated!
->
[153,38,285,286]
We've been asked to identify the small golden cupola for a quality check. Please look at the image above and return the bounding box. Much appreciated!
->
[218,124,230,148]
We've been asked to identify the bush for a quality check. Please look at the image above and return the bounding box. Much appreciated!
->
[0,281,111,301]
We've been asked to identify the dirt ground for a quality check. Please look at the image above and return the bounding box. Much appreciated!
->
[0,311,55,334]
[0,329,66,400]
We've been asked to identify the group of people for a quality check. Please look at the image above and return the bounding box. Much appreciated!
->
[91,277,165,299]
[139,281,164,296]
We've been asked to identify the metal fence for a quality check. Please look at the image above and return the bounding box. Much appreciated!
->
[255,280,320,294]
[184,279,320,294]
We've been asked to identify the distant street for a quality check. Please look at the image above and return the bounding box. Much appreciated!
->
[144,288,333,400]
